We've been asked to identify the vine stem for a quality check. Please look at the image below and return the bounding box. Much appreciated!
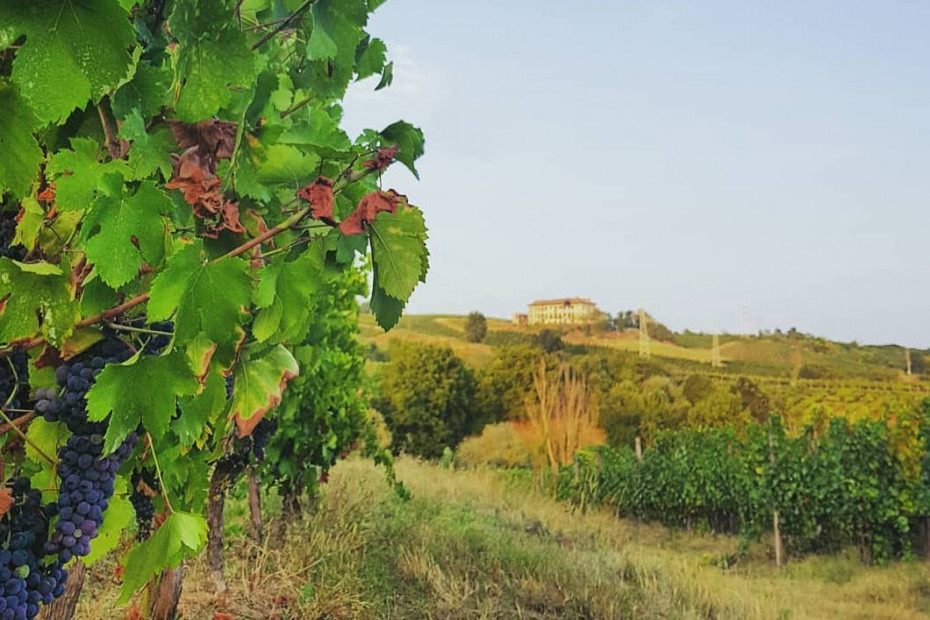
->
[104,322,174,337]
[146,433,174,515]
[220,205,312,260]
[97,102,121,160]
[0,408,55,465]
[250,0,316,50]
[0,412,36,436]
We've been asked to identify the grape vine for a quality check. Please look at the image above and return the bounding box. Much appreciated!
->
[0,0,427,616]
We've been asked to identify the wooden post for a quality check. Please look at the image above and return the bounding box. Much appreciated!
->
[247,467,264,545]
[39,560,84,620]
[768,431,783,568]
[146,565,184,620]
[635,436,642,462]
[207,465,230,594]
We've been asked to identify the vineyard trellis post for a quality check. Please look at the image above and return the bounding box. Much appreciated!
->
[768,430,783,568]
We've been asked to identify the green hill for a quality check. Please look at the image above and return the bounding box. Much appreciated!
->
[360,312,927,384]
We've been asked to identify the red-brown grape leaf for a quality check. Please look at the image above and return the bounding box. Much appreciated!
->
[0,488,14,520]
[338,190,406,236]
[296,176,335,222]
[362,145,398,171]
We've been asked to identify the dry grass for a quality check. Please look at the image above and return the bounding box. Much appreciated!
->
[77,458,930,620]
[358,315,497,368]
[563,331,717,363]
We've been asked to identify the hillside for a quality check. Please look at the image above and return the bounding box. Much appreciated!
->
[360,313,927,384]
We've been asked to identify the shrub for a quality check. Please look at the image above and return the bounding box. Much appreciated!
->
[464,311,488,343]
[374,342,480,459]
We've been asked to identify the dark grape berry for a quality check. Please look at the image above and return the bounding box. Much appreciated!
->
[0,478,67,619]
[129,470,159,541]
[251,418,277,461]
[46,433,137,561]
[0,209,26,261]
[43,337,132,435]
[142,321,174,355]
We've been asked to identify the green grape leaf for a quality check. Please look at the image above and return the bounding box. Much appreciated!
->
[25,418,66,472]
[379,121,425,179]
[279,106,351,152]
[368,205,428,301]
[119,512,207,602]
[308,0,367,62]
[257,144,321,185]
[229,345,299,436]
[168,0,258,122]
[355,36,387,80]
[370,269,406,331]
[174,366,226,450]
[334,231,369,264]
[148,242,251,346]
[0,0,137,125]
[86,351,199,454]
[376,60,394,90]
[83,181,171,289]
[184,334,218,383]
[111,61,173,119]
[0,84,42,199]
[12,196,43,253]
[119,109,175,181]
[47,138,129,212]
[253,250,324,343]
[84,477,132,566]
[0,259,78,346]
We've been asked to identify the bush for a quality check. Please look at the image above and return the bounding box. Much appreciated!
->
[455,422,533,468]
[477,346,555,422]
[537,329,563,352]
[464,311,488,343]
[374,342,480,459]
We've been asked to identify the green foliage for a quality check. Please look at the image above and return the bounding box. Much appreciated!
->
[560,405,930,562]
[537,329,564,353]
[464,311,488,343]
[0,0,427,606]
[263,266,372,498]
[375,342,480,459]
[682,374,714,403]
[476,346,550,422]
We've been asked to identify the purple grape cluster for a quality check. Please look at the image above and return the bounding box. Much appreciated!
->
[36,337,138,566]
[0,478,67,620]
[251,418,277,461]
[129,469,159,541]
[0,210,26,261]
[41,339,132,436]
[45,434,137,563]
[0,351,29,416]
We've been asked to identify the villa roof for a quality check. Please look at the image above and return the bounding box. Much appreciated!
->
[528,297,597,307]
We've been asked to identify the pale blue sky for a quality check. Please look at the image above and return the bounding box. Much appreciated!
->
[343,1,930,346]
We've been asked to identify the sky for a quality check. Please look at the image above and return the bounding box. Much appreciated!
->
[341,1,930,347]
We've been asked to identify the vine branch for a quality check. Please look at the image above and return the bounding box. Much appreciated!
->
[0,408,55,465]
[250,0,316,50]
[146,433,174,514]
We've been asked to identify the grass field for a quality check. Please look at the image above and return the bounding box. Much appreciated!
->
[82,458,930,619]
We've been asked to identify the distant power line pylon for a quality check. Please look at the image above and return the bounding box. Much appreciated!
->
[739,306,757,338]
[638,308,651,358]
[711,333,722,368]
